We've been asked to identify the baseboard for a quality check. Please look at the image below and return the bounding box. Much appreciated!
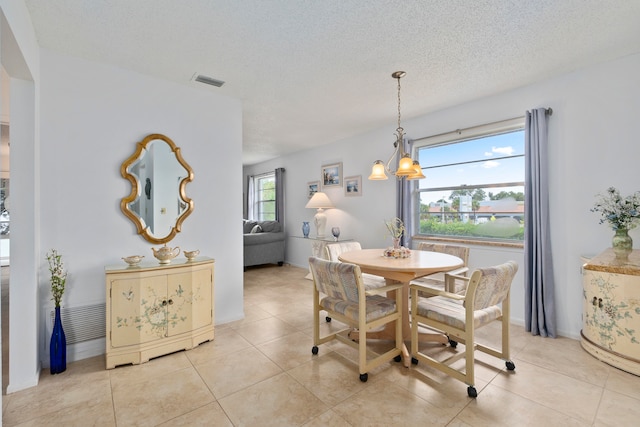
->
[6,367,40,394]
[41,338,105,368]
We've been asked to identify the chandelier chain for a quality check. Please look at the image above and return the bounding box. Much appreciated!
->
[396,76,403,136]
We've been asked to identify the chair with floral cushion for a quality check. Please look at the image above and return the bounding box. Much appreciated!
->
[325,241,387,290]
[323,241,387,324]
[412,242,470,294]
[410,260,518,397]
[309,256,403,382]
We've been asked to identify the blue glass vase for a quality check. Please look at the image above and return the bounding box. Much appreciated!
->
[302,221,310,238]
[50,306,67,374]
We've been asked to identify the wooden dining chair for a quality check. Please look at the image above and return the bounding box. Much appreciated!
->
[325,241,387,290]
[410,260,518,397]
[323,241,386,324]
[309,256,403,382]
[412,242,470,294]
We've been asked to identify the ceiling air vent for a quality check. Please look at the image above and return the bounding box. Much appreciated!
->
[192,73,225,87]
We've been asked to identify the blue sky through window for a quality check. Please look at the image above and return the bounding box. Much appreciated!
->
[417,130,524,205]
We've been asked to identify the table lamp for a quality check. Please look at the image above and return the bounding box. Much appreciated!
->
[305,192,334,237]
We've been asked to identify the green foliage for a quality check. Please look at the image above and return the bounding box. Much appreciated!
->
[419,216,524,240]
[591,187,640,230]
[260,180,276,201]
[489,191,524,201]
[46,249,67,307]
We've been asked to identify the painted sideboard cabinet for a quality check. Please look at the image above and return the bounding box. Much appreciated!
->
[105,257,214,369]
[582,249,640,375]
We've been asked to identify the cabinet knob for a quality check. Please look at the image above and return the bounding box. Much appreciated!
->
[598,298,603,308]
[168,299,174,305]
[592,296,598,306]
[161,300,168,306]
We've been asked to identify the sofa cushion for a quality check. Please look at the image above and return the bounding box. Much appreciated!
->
[244,231,285,246]
[258,221,282,233]
[243,220,258,234]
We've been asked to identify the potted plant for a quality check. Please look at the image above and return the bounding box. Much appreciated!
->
[47,249,67,374]
[384,218,411,258]
[385,217,405,249]
[591,187,640,260]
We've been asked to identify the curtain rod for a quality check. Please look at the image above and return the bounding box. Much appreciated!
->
[413,108,552,143]
[413,115,524,143]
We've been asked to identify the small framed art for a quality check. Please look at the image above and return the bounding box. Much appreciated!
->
[307,181,320,198]
[321,162,342,187]
[344,175,362,197]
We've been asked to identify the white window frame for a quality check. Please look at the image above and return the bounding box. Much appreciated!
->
[412,117,525,243]
[253,172,276,221]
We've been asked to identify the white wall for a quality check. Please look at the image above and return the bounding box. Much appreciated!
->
[244,52,640,340]
[37,49,244,366]
[1,0,42,394]
[1,3,245,390]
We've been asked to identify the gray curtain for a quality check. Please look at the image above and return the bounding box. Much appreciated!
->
[275,167,285,226]
[397,139,416,248]
[524,108,556,337]
[247,175,255,220]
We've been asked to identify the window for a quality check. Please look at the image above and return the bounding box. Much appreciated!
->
[414,118,525,242]
[0,178,8,236]
[253,172,276,221]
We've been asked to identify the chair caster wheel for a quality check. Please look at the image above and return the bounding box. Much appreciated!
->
[411,357,419,365]
[394,355,402,363]
[311,346,318,355]
[326,317,332,322]
[448,338,458,348]
[359,373,368,382]
[467,386,477,398]
[506,361,515,371]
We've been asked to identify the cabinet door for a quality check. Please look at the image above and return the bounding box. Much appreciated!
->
[110,275,167,347]
[190,267,213,330]
[166,267,212,336]
[583,270,640,357]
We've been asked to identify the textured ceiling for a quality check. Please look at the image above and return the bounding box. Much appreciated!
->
[23,0,640,165]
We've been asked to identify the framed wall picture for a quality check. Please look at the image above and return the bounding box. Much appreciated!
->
[307,181,320,198]
[321,162,342,187]
[344,175,362,197]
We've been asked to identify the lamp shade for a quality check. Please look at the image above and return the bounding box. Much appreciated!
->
[368,160,388,180]
[305,192,334,209]
[406,161,426,180]
[395,154,416,176]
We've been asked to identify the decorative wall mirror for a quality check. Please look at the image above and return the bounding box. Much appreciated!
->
[120,133,194,244]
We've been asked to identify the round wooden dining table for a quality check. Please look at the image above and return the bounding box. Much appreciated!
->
[338,248,463,366]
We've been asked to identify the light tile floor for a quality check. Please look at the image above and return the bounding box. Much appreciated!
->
[3,264,640,426]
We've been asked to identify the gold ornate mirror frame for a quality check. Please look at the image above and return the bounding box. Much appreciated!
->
[120,133,194,244]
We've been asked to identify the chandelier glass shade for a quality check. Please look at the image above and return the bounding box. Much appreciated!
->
[368,71,425,181]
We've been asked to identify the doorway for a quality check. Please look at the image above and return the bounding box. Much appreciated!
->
[1,120,9,394]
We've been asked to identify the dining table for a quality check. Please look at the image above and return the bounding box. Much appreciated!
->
[338,248,464,367]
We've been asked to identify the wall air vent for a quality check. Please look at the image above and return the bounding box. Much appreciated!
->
[47,303,106,344]
[192,73,225,87]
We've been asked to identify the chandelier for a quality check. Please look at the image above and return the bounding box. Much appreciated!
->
[368,71,425,181]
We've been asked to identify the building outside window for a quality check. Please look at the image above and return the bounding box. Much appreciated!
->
[254,172,276,221]
[413,118,525,242]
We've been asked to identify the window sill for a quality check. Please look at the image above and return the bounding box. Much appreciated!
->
[412,236,524,249]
